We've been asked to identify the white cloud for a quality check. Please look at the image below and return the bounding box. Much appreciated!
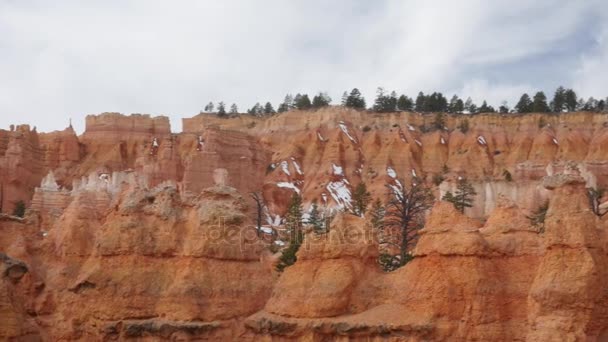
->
[0,0,605,133]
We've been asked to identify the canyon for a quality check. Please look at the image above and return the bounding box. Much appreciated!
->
[2,107,608,340]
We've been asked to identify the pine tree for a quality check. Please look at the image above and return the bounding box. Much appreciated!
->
[499,101,509,114]
[229,103,238,114]
[352,182,371,217]
[432,112,446,131]
[515,93,533,113]
[264,102,276,114]
[464,97,476,114]
[341,91,349,106]
[276,193,304,272]
[345,88,366,109]
[248,103,262,115]
[278,94,294,113]
[397,95,413,111]
[370,198,385,230]
[217,102,227,117]
[312,92,331,108]
[308,202,325,233]
[479,101,493,113]
[379,180,434,271]
[415,92,426,112]
[442,177,477,213]
[448,95,463,113]
[12,200,26,218]
[565,89,578,112]
[552,86,566,112]
[204,102,214,112]
[532,92,550,112]
[294,94,312,110]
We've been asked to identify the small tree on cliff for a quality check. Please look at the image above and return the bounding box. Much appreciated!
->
[352,182,371,217]
[12,200,26,218]
[442,177,477,213]
[378,179,434,271]
[217,102,227,117]
[307,202,325,233]
[276,193,304,272]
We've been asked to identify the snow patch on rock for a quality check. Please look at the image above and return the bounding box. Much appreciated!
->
[280,161,290,176]
[387,166,397,178]
[332,163,344,176]
[326,180,352,209]
[338,121,357,143]
[277,182,300,194]
[477,136,487,146]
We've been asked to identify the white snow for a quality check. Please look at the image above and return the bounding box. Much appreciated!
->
[260,226,274,234]
[326,180,352,209]
[317,132,325,142]
[152,138,159,147]
[332,163,344,176]
[411,169,417,177]
[273,215,282,226]
[552,138,559,145]
[477,136,487,145]
[280,161,290,176]
[277,182,301,194]
[292,159,303,175]
[407,124,416,131]
[322,193,328,203]
[441,137,446,145]
[274,240,286,246]
[338,121,357,143]
[415,139,422,147]
[387,166,397,178]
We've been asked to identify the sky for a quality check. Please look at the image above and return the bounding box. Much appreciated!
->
[0,0,607,133]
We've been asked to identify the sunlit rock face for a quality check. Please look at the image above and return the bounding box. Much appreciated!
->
[3,109,608,339]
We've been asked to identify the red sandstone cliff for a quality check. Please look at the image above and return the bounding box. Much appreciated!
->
[2,109,608,340]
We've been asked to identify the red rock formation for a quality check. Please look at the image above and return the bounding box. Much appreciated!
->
[3,109,608,340]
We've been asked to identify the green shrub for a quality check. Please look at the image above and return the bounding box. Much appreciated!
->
[12,200,26,218]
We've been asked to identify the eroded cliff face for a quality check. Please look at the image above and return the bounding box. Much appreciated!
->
[2,109,608,340]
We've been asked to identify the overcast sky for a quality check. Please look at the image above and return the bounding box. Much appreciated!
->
[1,0,607,133]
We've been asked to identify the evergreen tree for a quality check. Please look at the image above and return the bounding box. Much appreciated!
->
[217,102,227,117]
[448,95,464,113]
[397,95,414,111]
[352,182,371,217]
[341,91,349,106]
[373,87,394,112]
[432,112,446,130]
[276,193,304,272]
[378,180,434,271]
[597,98,606,113]
[552,86,567,112]
[278,94,294,113]
[582,97,598,112]
[478,101,495,113]
[312,92,331,108]
[12,200,26,218]
[442,177,477,213]
[370,198,385,230]
[464,97,476,114]
[499,101,510,114]
[229,103,238,114]
[532,91,550,112]
[263,102,276,114]
[565,89,578,112]
[308,202,325,233]
[204,102,214,112]
[248,103,263,115]
[345,88,366,109]
[415,92,426,112]
[294,94,312,110]
[515,93,533,113]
